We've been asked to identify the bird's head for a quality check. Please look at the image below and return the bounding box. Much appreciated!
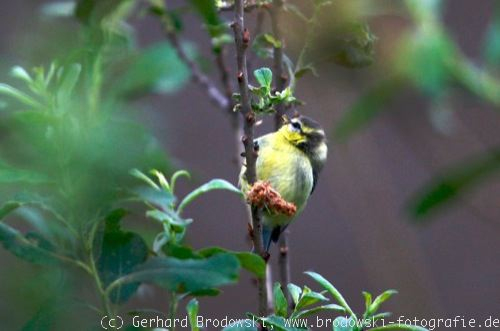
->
[279,115,325,149]
[278,115,327,166]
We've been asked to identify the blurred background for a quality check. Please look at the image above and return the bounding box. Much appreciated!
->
[0,0,499,330]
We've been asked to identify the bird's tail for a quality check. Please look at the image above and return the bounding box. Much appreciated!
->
[262,224,282,252]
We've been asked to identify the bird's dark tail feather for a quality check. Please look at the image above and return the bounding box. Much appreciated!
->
[262,225,283,252]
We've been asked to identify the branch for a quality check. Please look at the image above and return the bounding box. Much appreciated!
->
[218,1,261,13]
[270,0,287,127]
[232,0,268,317]
[162,22,229,110]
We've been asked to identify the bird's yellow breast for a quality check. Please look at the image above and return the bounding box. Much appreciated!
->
[247,133,313,224]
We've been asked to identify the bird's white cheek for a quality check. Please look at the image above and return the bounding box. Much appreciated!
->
[315,144,328,163]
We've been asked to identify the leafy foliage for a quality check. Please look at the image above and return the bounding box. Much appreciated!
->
[96,209,148,303]
[223,271,426,331]
[108,253,240,294]
[408,149,500,219]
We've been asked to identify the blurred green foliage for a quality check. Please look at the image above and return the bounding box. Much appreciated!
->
[328,0,500,220]
[0,0,262,329]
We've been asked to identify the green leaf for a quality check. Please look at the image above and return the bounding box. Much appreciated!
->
[295,64,318,79]
[170,169,191,193]
[0,201,23,220]
[151,169,171,191]
[273,283,288,318]
[186,298,200,331]
[372,312,392,322]
[362,291,372,311]
[56,63,81,106]
[0,194,69,232]
[305,271,355,317]
[483,5,500,67]
[450,57,500,106]
[295,290,329,311]
[131,168,160,189]
[163,243,200,259]
[146,209,192,227]
[254,68,273,89]
[369,325,428,331]
[222,320,258,331]
[21,298,61,331]
[198,247,266,279]
[96,211,148,303]
[11,66,32,83]
[177,179,243,214]
[367,290,397,317]
[292,304,346,319]
[0,161,49,184]
[261,33,282,48]
[189,0,221,31]
[108,254,240,294]
[249,314,307,331]
[334,76,405,142]
[252,35,274,59]
[333,316,356,331]
[409,150,500,219]
[116,41,190,95]
[131,186,175,209]
[283,3,309,22]
[41,1,77,17]
[0,223,62,265]
[75,0,134,25]
[287,283,302,305]
[0,83,43,109]
[327,22,376,68]
[397,27,455,96]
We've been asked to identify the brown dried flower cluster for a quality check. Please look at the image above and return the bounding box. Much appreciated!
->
[246,181,297,216]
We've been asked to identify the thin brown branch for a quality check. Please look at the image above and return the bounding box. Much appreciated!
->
[218,1,261,13]
[278,231,291,301]
[162,23,229,110]
[232,0,268,317]
[215,47,244,167]
[270,0,288,128]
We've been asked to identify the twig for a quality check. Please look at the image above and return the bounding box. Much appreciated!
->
[215,47,244,166]
[270,0,292,308]
[232,0,268,317]
[270,0,288,127]
[161,20,229,110]
[218,1,260,13]
[278,231,291,303]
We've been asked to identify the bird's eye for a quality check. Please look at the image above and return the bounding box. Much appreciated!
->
[291,121,301,131]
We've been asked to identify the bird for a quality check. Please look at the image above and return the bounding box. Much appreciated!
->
[239,115,328,252]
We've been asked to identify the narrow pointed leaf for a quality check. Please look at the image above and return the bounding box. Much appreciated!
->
[409,149,500,219]
[186,298,200,331]
[305,271,354,317]
[177,179,243,214]
[273,283,288,318]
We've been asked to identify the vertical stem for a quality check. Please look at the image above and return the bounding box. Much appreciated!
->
[270,0,292,308]
[89,253,113,319]
[215,49,244,167]
[232,0,268,317]
[278,232,291,306]
[270,0,287,126]
[168,292,179,331]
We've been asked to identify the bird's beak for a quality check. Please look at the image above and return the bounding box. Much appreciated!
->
[281,115,290,124]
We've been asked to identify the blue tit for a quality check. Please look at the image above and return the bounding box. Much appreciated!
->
[239,115,328,251]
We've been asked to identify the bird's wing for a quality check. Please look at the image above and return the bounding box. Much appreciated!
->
[310,169,318,195]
